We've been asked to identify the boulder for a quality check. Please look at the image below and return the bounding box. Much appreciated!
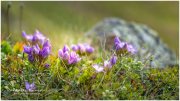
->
[85,17,177,68]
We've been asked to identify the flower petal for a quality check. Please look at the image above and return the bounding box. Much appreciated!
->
[92,64,104,73]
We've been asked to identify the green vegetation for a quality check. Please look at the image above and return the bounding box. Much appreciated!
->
[1,40,179,100]
[1,1,179,100]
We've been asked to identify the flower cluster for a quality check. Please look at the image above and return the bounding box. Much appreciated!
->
[92,55,117,73]
[58,45,81,65]
[22,30,51,63]
[114,36,137,54]
[25,81,36,92]
[22,30,46,45]
[71,43,94,55]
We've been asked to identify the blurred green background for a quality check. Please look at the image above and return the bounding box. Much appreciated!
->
[1,1,179,55]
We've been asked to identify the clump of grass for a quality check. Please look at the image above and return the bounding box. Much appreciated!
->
[1,38,178,100]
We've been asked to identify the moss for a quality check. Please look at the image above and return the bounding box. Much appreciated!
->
[1,40,179,100]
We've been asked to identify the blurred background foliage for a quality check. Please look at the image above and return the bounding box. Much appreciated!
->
[1,1,179,55]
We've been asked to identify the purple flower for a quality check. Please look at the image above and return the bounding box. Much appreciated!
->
[32,30,46,44]
[58,50,63,57]
[23,46,32,55]
[22,30,46,45]
[59,45,81,65]
[92,64,104,73]
[63,45,69,52]
[115,42,125,50]
[39,40,51,58]
[32,34,38,42]
[110,55,117,65]
[22,30,52,63]
[44,63,50,68]
[43,40,51,48]
[58,50,69,60]
[92,55,117,73]
[77,44,86,53]
[68,51,81,64]
[32,45,40,55]
[23,46,34,62]
[22,31,33,41]
[24,43,51,62]
[93,55,118,70]
[103,60,112,68]
[103,56,117,69]
[58,45,70,61]
[114,37,125,50]
[71,45,78,52]
[25,82,36,92]
[72,43,94,54]
[124,43,137,54]
[40,47,51,58]
[114,36,121,44]
[86,46,94,53]
[28,55,34,62]
[114,36,137,54]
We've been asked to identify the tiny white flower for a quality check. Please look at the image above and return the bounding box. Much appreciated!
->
[92,64,104,73]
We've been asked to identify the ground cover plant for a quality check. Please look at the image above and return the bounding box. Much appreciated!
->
[1,30,179,100]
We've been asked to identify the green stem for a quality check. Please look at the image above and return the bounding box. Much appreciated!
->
[97,72,105,88]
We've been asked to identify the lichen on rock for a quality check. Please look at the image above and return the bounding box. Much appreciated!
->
[85,17,177,68]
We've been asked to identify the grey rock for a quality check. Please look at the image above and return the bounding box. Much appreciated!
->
[85,17,177,68]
